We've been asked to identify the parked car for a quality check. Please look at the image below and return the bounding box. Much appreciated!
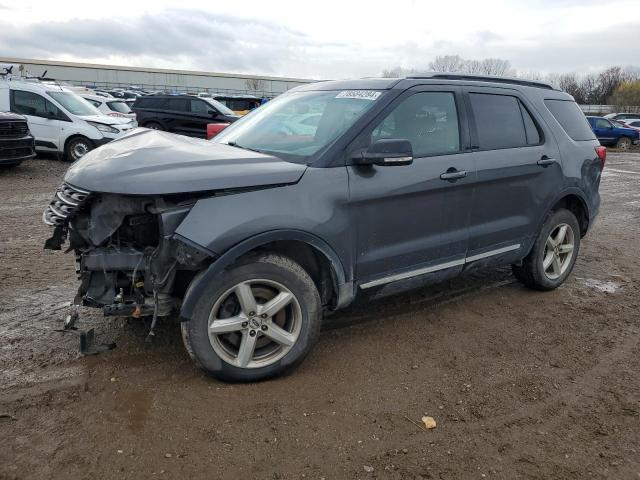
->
[43,74,604,381]
[79,92,138,124]
[214,95,262,115]
[586,116,640,149]
[619,119,640,130]
[0,111,35,167]
[0,79,136,161]
[604,112,640,121]
[132,94,239,138]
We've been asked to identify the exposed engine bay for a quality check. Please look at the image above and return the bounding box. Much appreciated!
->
[44,183,212,320]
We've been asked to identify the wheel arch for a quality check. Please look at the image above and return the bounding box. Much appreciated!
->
[179,230,353,322]
[533,189,590,245]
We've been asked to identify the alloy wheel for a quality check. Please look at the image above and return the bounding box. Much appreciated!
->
[208,279,302,369]
[543,223,575,280]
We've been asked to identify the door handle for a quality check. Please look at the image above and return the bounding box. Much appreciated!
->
[537,156,556,167]
[440,169,467,181]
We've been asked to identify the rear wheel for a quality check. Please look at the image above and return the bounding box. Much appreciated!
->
[615,137,631,149]
[512,208,580,291]
[145,121,164,131]
[182,252,322,382]
[65,136,93,162]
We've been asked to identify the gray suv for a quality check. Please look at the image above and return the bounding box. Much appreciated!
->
[44,74,604,381]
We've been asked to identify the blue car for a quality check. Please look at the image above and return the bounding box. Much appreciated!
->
[587,116,640,149]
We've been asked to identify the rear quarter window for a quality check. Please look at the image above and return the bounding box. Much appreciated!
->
[544,99,596,141]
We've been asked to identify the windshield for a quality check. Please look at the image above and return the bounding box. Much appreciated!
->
[48,91,102,116]
[213,90,382,162]
[204,98,235,116]
[107,101,132,114]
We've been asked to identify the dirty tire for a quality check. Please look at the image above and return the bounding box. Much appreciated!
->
[615,137,631,149]
[64,136,94,162]
[182,252,322,382]
[512,208,580,291]
[144,121,164,131]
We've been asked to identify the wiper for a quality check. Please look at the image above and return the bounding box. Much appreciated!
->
[226,141,262,154]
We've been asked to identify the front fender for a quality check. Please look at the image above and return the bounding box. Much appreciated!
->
[178,229,351,321]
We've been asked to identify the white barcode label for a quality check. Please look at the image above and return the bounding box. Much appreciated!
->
[335,90,381,100]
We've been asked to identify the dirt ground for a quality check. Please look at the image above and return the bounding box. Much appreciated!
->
[1,152,639,480]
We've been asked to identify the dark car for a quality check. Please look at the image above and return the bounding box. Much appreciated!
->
[44,74,603,381]
[0,111,35,167]
[586,116,640,149]
[132,94,239,138]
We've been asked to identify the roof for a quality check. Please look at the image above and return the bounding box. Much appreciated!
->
[294,73,556,92]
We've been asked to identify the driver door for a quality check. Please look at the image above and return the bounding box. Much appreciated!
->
[347,86,475,289]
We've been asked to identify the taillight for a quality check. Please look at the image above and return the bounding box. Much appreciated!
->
[595,146,606,168]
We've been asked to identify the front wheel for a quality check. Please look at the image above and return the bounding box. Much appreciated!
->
[145,121,164,131]
[65,136,94,162]
[615,137,631,150]
[512,208,580,291]
[182,252,322,382]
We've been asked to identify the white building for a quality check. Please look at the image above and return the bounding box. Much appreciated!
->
[0,57,314,97]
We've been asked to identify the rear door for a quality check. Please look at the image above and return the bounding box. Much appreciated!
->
[348,86,475,288]
[463,87,563,263]
[10,89,66,151]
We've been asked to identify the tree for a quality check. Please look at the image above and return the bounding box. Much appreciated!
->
[245,78,266,92]
[428,55,466,73]
[381,66,423,78]
[609,80,640,108]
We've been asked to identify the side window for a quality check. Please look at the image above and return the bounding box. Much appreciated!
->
[371,92,460,157]
[469,93,534,150]
[168,98,188,112]
[595,118,612,129]
[12,90,45,117]
[190,99,211,114]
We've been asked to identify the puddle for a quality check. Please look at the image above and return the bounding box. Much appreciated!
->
[581,278,622,294]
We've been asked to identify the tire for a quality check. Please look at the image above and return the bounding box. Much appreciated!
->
[615,137,631,150]
[512,208,580,291]
[145,121,164,131]
[182,252,322,382]
[64,136,94,162]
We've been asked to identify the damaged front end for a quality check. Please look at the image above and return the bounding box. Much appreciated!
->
[43,183,213,320]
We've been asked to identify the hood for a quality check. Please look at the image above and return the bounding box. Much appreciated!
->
[78,114,124,125]
[64,128,307,195]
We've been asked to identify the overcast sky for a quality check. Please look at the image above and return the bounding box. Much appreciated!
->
[0,0,638,79]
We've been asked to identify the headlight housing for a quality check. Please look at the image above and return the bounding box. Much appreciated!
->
[87,121,119,134]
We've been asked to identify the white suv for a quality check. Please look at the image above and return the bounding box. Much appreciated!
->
[0,79,136,161]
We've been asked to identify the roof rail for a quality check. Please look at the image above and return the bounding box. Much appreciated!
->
[407,73,555,90]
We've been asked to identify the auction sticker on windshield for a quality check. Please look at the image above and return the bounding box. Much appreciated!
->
[335,90,381,100]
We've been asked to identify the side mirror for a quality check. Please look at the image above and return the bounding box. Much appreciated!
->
[353,139,413,166]
[208,109,218,117]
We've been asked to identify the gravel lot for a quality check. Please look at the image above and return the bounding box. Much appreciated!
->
[1,152,639,479]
